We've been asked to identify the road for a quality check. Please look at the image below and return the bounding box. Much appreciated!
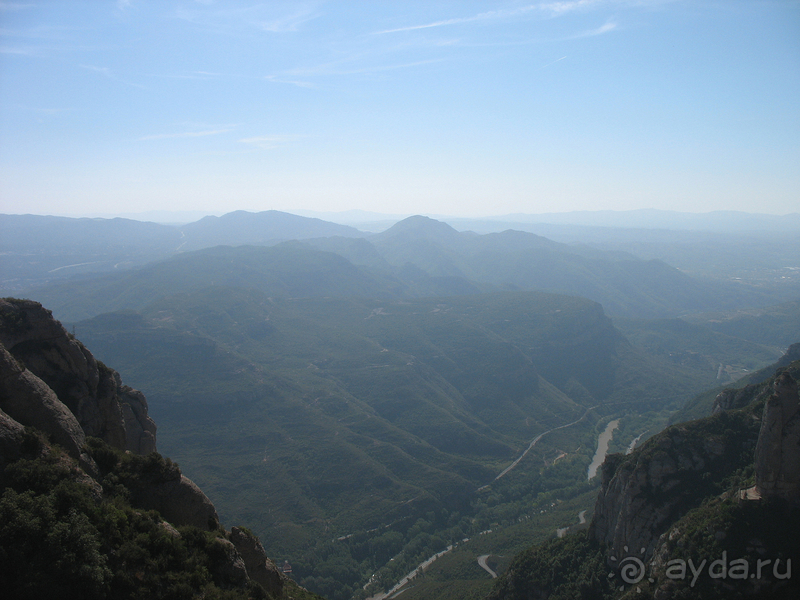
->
[556,509,589,538]
[477,555,498,579]
[366,546,454,600]
[484,405,597,487]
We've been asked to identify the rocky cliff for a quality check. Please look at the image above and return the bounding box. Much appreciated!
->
[0,298,155,456]
[0,298,317,599]
[589,408,760,565]
[490,348,800,600]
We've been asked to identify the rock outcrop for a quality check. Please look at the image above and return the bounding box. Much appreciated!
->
[488,350,800,600]
[230,526,288,598]
[590,411,758,563]
[0,406,25,472]
[754,371,800,502]
[130,471,221,531]
[0,298,156,454]
[0,297,307,599]
[592,356,800,568]
[0,343,86,458]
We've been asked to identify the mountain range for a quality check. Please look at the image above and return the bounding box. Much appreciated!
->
[2,208,799,599]
[6,211,795,322]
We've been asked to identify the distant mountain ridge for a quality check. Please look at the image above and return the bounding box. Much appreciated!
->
[179,210,365,251]
[454,209,800,232]
[0,210,365,294]
[4,210,796,319]
[357,216,777,319]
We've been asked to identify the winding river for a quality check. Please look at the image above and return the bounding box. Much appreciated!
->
[587,419,620,480]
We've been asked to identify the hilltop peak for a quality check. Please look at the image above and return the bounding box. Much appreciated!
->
[377,215,462,239]
[178,210,364,250]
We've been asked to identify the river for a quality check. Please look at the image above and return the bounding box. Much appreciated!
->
[587,419,620,480]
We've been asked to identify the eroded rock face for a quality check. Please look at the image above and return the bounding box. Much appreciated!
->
[210,537,250,588]
[230,526,287,598]
[126,463,220,531]
[590,416,757,564]
[0,343,86,458]
[0,407,25,477]
[713,384,760,413]
[754,371,800,502]
[118,382,157,454]
[0,298,156,453]
[0,298,295,598]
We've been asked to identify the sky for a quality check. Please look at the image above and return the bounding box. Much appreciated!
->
[1,0,798,218]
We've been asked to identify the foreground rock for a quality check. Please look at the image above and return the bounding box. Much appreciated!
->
[0,298,314,599]
[0,298,155,454]
[490,347,800,600]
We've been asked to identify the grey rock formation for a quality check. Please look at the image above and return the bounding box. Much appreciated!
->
[118,381,157,454]
[130,470,221,531]
[0,343,85,458]
[210,537,250,588]
[712,383,760,413]
[230,526,287,598]
[0,406,25,474]
[0,298,297,598]
[0,298,156,453]
[754,371,800,502]
[590,418,753,563]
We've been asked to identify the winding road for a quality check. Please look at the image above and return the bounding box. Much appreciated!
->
[482,405,598,489]
[477,555,498,578]
[556,509,588,538]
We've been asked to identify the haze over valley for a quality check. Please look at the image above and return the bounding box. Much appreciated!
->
[2,1,799,598]
[2,208,799,599]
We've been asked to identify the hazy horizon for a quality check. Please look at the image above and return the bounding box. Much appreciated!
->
[1,1,798,217]
[4,206,800,222]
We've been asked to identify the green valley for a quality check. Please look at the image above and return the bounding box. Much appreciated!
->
[70,285,737,599]
[4,210,798,599]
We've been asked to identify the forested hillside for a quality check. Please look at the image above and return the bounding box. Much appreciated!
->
[3,211,798,599]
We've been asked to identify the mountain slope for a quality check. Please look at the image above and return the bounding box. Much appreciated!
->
[0,210,366,296]
[71,286,714,599]
[26,243,394,322]
[365,216,772,319]
[0,214,182,294]
[488,350,800,600]
[0,298,320,600]
[179,210,365,251]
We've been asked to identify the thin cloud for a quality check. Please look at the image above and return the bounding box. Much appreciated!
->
[254,8,319,33]
[14,105,72,115]
[0,2,36,10]
[81,64,147,89]
[150,70,226,80]
[238,135,303,149]
[567,20,617,38]
[283,58,444,78]
[373,6,539,34]
[138,129,232,141]
[174,4,319,35]
[334,58,445,75]
[541,55,568,68]
[539,0,601,16]
[373,1,626,34]
[0,24,83,40]
[265,75,315,88]
[0,45,38,55]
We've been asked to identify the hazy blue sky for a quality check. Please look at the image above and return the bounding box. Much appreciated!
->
[1,0,798,217]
